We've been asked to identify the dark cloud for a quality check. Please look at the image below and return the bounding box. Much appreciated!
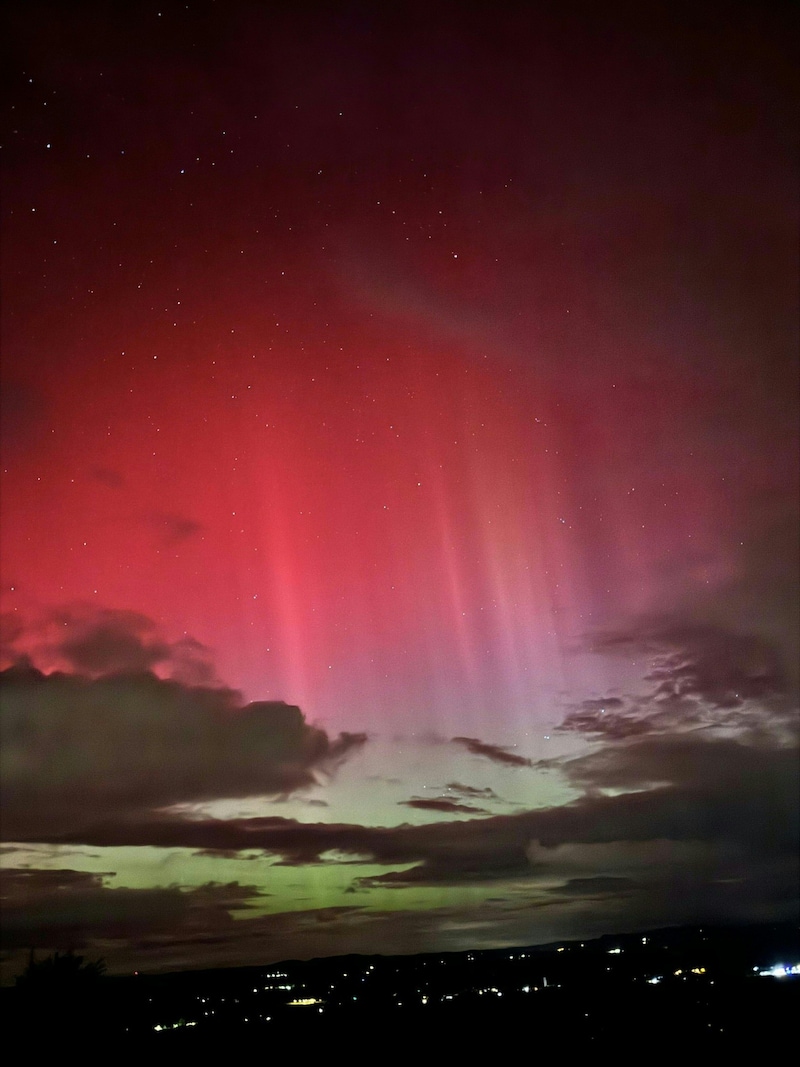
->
[565,620,797,743]
[556,876,637,897]
[0,867,191,949]
[12,900,468,980]
[646,626,786,710]
[191,849,263,861]
[0,665,367,840]
[590,622,788,711]
[3,712,796,977]
[451,736,533,767]
[0,868,268,982]
[2,604,219,684]
[166,634,220,686]
[1,867,107,904]
[558,698,653,740]
[668,516,800,698]
[400,797,491,815]
[537,856,800,935]
[557,696,722,741]
[2,618,795,971]
[399,779,506,814]
[40,724,795,911]
[59,611,171,675]
[445,782,501,800]
[576,698,625,712]
[10,857,792,982]
[42,739,791,857]
[555,732,798,816]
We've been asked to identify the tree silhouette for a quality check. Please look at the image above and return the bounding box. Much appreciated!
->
[13,950,111,1035]
[16,948,107,991]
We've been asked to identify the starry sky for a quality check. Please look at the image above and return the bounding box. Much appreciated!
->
[1,0,798,980]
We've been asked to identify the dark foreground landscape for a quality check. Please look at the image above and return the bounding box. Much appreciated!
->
[4,921,797,1052]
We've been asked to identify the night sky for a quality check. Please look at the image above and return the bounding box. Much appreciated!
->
[1,0,797,981]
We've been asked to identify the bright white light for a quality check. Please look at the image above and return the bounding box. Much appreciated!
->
[758,963,800,979]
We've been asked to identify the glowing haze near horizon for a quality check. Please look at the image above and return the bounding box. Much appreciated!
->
[1,1,797,981]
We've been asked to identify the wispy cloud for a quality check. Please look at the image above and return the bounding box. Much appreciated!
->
[451,736,533,767]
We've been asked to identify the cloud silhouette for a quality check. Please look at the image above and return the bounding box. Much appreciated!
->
[2,605,218,684]
[59,612,171,675]
[451,736,533,767]
[400,797,491,815]
[445,782,501,799]
[590,622,788,710]
[0,867,263,954]
[565,620,797,742]
[0,665,367,839]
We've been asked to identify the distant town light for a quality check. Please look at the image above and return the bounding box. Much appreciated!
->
[758,963,800,979]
